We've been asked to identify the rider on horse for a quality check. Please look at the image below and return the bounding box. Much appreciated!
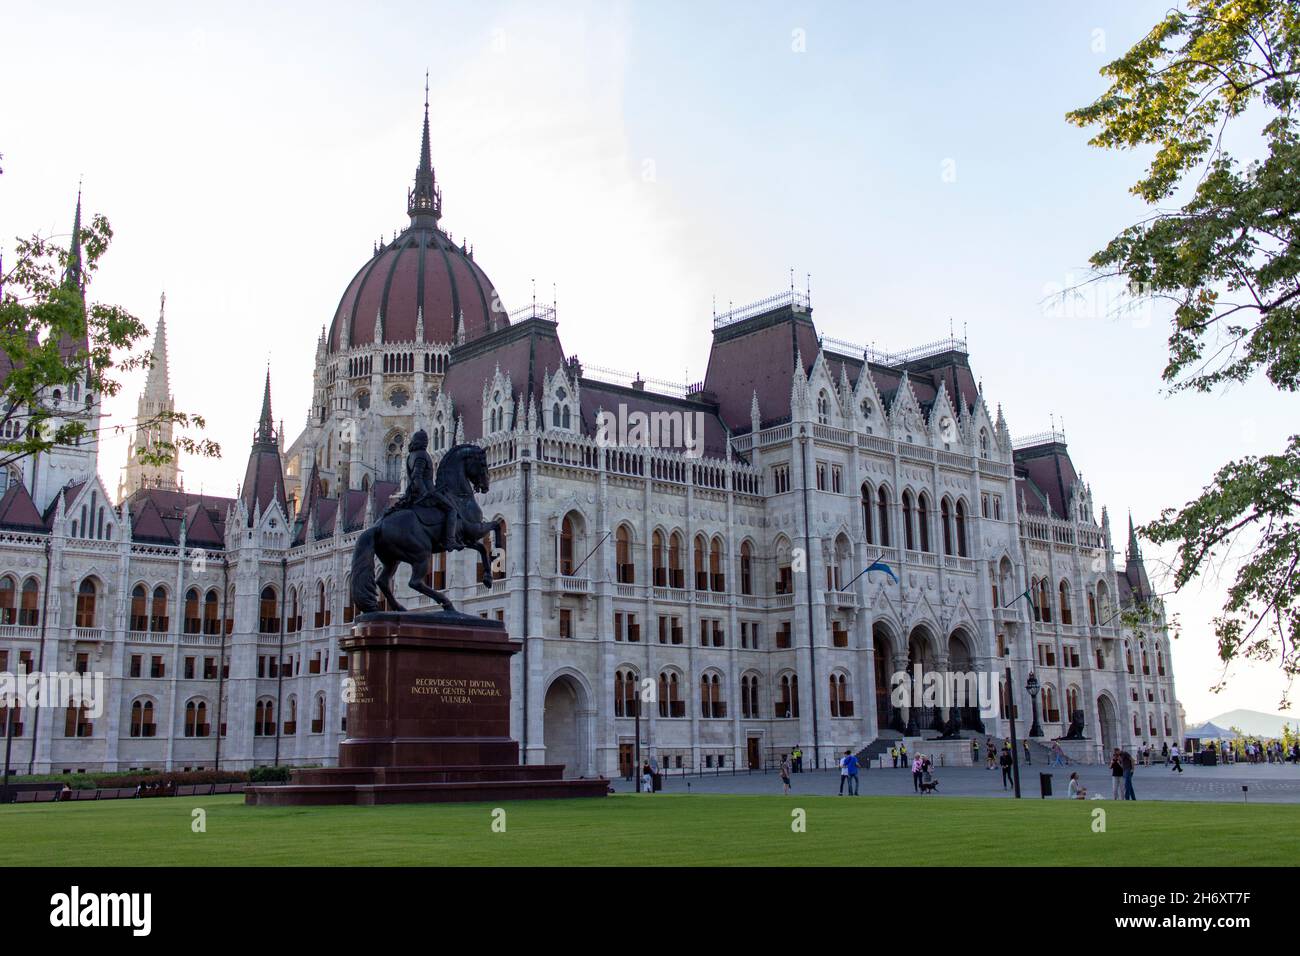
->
[384,429,461,549]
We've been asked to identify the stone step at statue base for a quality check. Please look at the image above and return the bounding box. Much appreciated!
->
[246,764,610,806]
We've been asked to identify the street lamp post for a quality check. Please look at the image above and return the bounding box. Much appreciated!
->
[1003,649,1021,799]
[1026,671,1044,738]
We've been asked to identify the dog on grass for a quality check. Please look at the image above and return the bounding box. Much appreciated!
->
[918,779,940,794]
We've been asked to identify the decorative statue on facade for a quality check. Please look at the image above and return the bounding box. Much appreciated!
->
[350,434,504,615]
[1062,710,1087,740]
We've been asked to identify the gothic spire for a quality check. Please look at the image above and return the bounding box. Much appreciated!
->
[407,74,442,225]
[64,185,84,293]
[255,367,276,448]
[144,292,171,398]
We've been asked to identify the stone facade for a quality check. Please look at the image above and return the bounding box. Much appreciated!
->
[0,112,1181,777]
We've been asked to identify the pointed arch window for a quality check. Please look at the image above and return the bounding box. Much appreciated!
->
[877,487,890,547]
[861,483,874,544]
[615,525,634,584]
[559,515,576,576]
[259,586,280,634]
[817,391,831,425]
[955,500,968,557]
[918,494,931,552]
[740,541,754,596]
[902,492,915,551]
[184,588,201,634]
[941,498,954,555]
[203,589,220,635]
[130,584,148,632]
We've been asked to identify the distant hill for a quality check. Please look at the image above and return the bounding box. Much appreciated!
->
[1201,709,1296,738]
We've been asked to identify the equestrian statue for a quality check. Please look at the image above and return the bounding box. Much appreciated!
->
[350,432,504,615]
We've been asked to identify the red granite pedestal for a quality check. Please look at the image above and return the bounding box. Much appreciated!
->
[245,614,608,806]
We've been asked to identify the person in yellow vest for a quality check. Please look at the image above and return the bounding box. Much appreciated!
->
[792,746,803,773]
[890,745,899,768]
[899,742,908,767]
[971,738,980,765]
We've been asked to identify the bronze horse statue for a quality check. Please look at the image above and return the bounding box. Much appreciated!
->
[350,442,504,614]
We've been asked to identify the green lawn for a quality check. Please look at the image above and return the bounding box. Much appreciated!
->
[1,794,1295,866]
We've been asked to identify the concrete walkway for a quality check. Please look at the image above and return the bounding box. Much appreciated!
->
[611,761,1300,804]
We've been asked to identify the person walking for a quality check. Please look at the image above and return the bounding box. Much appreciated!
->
[1161,741,1169,766]
[1022,739,1032,766]
[1109,749,1124,799]
[780,754,792,795]
[1170,743,1184,773]
[838,751,850,795]
[911,754,924,793]
[1121,750,1137,800]
[999,746,1013,789]
[985,736,996,770]
[844,750,860,796]
[971,737,980,767]
[641,760,654,794]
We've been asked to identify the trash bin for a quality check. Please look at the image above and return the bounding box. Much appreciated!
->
[1039,772,1053,799]
[652,773,662,792]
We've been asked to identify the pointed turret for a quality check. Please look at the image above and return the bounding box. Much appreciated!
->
[119,292,180,500]
[407,75,442,225]
[241,368,287,524]
[64,187,84,293]
[1125,511,1153,602]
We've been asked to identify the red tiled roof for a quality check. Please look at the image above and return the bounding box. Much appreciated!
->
[0,482,47,532]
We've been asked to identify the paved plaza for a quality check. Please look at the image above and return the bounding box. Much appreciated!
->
[612,761,1300,804]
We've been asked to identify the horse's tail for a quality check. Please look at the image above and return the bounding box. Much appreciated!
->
[351,525,381,613]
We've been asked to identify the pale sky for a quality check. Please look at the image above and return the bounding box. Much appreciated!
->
[2,0,1295,723]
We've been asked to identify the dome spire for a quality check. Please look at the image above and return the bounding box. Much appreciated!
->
[407,72,442,225]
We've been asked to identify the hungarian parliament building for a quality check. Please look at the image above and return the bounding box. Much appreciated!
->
[0,103,1182,776]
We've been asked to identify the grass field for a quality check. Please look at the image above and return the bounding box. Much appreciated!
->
[1,793,1296,866]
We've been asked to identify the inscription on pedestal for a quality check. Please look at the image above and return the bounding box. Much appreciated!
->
[410,677,503,705]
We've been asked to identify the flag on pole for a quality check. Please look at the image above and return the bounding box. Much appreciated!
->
[1005,585,1034,611]
[865,560,898,584]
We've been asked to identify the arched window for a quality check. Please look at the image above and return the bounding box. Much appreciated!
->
[955,500,968,557]
[130,699,155,738]
[860,483,874,544]
[1066,685,1080,720]
[740,541,754,596]
[941,498,954,555]
[1042,684,1059,723]
[185,699,209,738]
[614,669,638,717]
[777,674,799,719]
[1036,578,1052,623]
[0,576,15,625]
[184,588,201,634]
[259,586,279,634]
[130,584,148,632]
[255,699,275,736]
[64,698,92,737]
[284,696,297,735]
[876,487,890,547]
[490,522,507,581]
[1088,589,1098,626]
[668,532,684,588]
[150,586,168,632]
[315,580,330,629]
[709,535,725,592]
[652,530,667,587]
[384,432,404,483]
[829,672,853,717]
[917,494,931,552]
[979,429,990,459]
[20,576,38,626]
[693,534,708,591]
[902,492,915,551]
[1058,580,1072,625]
[313,693,326,733]
[741,674,760,718]
[615,525,634,583]
[700,672,725,718]
[203,589,220,634]
[559,514,576,576]
[817,391,830,425]
[76,579,99,629]
[286,587,300,633]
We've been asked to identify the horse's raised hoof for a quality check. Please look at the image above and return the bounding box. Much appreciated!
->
[481,575,493,590]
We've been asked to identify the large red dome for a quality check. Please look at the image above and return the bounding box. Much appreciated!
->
[327,226,505,351]
[326,96,508,352]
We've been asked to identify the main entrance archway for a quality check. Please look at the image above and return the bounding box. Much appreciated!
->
[1096,693,1119,756]
[543,673,591,778]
